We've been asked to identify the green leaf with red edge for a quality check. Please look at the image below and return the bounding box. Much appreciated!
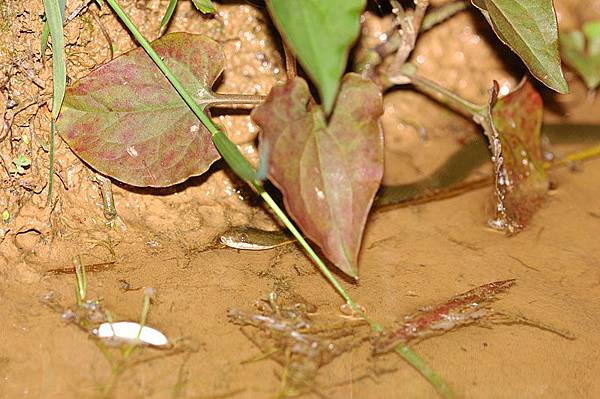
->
[472,0,568,94]
[489,79,548,232]
[57,33,223,187]
[252,74,384,277]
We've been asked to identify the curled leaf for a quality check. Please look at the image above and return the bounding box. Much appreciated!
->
[252,74,384,277]
[487,79,548,233]
[57,33,223,187]
[472,0,568,94]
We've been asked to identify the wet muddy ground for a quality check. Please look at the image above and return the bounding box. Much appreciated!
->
[1,1,600,398]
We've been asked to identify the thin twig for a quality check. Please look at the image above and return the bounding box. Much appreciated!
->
[65,0,97,26]
[210,93,267,107]
[89,7,115,60]
[283,42,297,81]
[392,0,429,72]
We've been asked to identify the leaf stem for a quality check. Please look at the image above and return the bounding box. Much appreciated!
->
[421,1,467,31]
[211,92,266,106]
[397,68,486,120]
[545,143,600,168]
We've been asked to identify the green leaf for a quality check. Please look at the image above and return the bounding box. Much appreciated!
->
[191,0,216,14]
[489,79,548,232]
[212,131,256,183]
[40,0,66,59]
[472,0,568,94]
[266,0,365,114]
[252,74,384,277]
[57,33,225,187]
[160,0,178,28]
[43,0,67,204]
[560,20,600,90]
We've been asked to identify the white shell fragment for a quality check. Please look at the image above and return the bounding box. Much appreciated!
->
[93,322,169,347]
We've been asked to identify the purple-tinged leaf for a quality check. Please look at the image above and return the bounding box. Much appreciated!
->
[252,74,384,277]
[57,33,223,187]
[488,79,548,233]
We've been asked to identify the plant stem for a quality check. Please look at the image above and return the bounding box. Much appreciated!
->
[103,0,367,319]
[257,186,382,332]
[211,92,266,107]
[393,0,429,69]
[421,1,467,31]
[396,345,455,398]
[404,70,485,119]
[545,143,600,168]
[283,42,297,80]
[103,2,453,396]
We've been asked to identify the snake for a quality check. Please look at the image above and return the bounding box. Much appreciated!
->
[219,123,600,250]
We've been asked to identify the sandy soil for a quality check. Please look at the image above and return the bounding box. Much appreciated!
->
[1,1,600,398]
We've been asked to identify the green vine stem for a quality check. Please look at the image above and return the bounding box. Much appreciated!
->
[399,68,600,167]
[101,1,453,397]
[396,65,485,119]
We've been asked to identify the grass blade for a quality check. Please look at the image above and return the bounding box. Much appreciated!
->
[396,345,454,398]
[40,0,66,59]
[159,0,178,28]
[43,0,67,205]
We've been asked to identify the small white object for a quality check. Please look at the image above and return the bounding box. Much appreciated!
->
[93,322,169,347]
[126,146,138,158]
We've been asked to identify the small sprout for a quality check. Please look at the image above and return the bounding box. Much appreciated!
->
[93,321,170,347]
[2,210,9,224]
[11,154,31,175]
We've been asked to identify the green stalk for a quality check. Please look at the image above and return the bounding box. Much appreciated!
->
[396,345,454,398]
[103,1,452,396]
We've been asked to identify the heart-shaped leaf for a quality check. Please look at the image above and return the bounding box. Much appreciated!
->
[57,33,223,187]
[266,0,366,114]
[560,20,600,90]
[472,0,568,94]
[488,79,548,233]
[252,74,384,277]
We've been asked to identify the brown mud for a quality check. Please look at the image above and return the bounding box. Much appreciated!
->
[1,1,600,398]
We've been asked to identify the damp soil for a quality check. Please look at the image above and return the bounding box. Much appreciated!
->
[1,1,600,398]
